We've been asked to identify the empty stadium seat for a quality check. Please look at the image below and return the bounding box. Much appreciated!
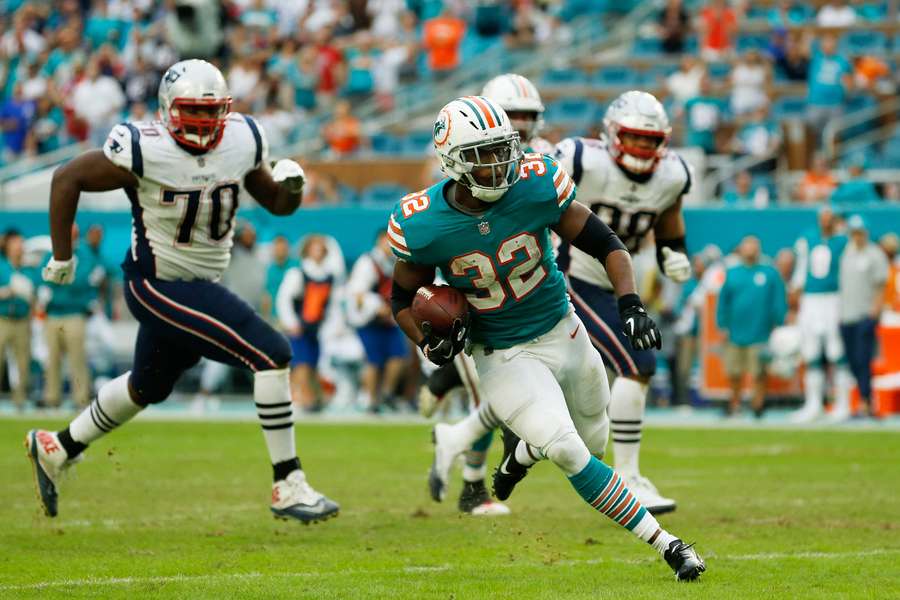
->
[540,67,588,87]
[369,133,402,155]
[857,2,888,21]
[840,31,887,55]
[707,62,731,81]
[544,98,596,127]
[633,37,662,56]
[360,183,410,205]
[736,33,770,53]
[772,96,806,119]
[401,131,434,155]
[591,66,636,89]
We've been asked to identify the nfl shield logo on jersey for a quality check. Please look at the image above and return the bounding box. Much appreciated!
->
[478,221,491,235]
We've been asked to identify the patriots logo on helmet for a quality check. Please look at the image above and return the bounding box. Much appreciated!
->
[433,110,451,146]
[163,69,181,85]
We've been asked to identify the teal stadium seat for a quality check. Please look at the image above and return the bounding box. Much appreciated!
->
[540,68,589,87]
[840,31,887,55]
[544,98,596,129]
[591,65,636,89]
[360,183,411,205]
[369,133,402,155]
[772,96,806,119]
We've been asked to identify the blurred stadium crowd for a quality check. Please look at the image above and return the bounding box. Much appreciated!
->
[3,216,899,416]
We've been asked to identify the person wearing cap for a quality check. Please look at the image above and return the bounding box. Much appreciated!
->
[839,215,889,417]
[717,236,787,417]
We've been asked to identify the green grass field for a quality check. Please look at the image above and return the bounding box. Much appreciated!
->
[1,418,898,599]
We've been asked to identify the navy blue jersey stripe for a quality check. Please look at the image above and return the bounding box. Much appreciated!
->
[123,123,143,178]
[124,187,155,278]
[676,153,692,196]
[460,99,486,129]
[242,114,263,167]
[572,138,585,185]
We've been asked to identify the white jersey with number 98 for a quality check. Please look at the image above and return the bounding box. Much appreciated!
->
[102,114,267,282]
[554,137,691,290]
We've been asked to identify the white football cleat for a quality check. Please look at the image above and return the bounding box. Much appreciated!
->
[623,473,677,516]
[270,470,339,524]
[824,406,852,423]
[428,423,466,502]
[25,429,83,517]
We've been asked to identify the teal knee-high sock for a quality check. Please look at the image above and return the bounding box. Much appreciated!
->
[568,456,675,552]
[462,430,494,483]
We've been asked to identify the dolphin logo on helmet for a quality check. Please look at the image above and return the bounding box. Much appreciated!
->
[433,96,523,203]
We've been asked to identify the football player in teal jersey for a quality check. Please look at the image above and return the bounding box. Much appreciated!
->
[789,206,852,422]
[388,96,705,581]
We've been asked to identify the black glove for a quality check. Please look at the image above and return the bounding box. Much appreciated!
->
[617,293,662,351]
[419,319,467,366]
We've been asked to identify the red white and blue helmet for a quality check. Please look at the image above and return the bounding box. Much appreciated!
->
[603,90,671,174]
[158,59,232,151]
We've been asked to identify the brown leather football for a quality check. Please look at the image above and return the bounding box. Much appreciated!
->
[411,284,469,335]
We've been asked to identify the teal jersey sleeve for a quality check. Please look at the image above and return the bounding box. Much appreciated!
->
[530,153,577,222]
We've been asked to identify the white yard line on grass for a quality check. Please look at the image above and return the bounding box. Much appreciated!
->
[2,549,898,592]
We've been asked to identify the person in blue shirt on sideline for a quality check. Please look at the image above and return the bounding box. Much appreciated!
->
[830,156,882,205]
[38,224,105,408]
[0,229,36,408]
[717,236,787,417]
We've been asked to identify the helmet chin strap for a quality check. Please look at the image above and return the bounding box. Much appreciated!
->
[470,185,505,202]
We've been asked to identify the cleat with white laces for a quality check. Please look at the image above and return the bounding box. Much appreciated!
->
[270,470,339,524]
[428,423,466,502]
[24,429,82,518]
[623,473,676,516]
[664,539,706,581]
[458,480,511,516]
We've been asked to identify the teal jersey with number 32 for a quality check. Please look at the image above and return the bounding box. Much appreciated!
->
[388,153,577,349]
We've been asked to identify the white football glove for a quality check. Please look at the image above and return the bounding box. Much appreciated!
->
[42,257,77,285]
[661,247,691,283]
[271,159,306,194]
[8,272,34,299]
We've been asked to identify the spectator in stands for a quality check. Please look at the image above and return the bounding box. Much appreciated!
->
[39,223,104,408]
[816,1,857,27]
[717,235,787,417]
[343,31,379,100]
[730,104,781,172]
[830,156,881,204]
[882,183,900,202]
[165,0,225,59]
[31,95,67,155]
[839,215,888,416]
[303,171,348,205]
[697,0,739,62]
[505,3,537,49]
[666,56,705,116]
[768,1,808,27]
[346,230,408,413]
[0,84,36,162]
[0,229,35,409]
[795,154,837,203]
[768,29,811,82]
[722,170,769,206]
[323,99,366,157]
[730,50,771,117]
[806,33,853,146]
[683,74,727,154]
[422,6,466,78]
[277,235,337,411]
[853,55,891,94]
[264,234,296,323]
[313,26,345,98]
[658,0,691,54]
[71,58,125,146]
[282,47,320,111]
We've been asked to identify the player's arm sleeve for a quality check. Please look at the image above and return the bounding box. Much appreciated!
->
[546,158,578,224]
[275,267,302,331]
[102,123,143,177]
[387,210,414,261]
[790,237,808,292]
[241,114,270,170]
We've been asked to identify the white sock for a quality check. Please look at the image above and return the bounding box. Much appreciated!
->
[451,404,497,449]
[609,378,648,476]
[254,368,296,465]
[462,463,487,482]
[802,369,825,413]
[69,372,142,445]
[631,511,678,555]
[514,440,543,467]
[834,367,854,413]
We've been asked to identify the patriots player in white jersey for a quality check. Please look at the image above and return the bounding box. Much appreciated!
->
[25,60,339,523]
[554,91,693,515]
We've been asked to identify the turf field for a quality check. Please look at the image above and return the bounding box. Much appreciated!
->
[1,418,898,599]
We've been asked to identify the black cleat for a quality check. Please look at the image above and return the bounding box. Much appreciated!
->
[664,539,706,581]
[458,480,511,515]
[491,427,529,501]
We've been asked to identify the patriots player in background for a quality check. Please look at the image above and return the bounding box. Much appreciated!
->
[789,207,852,422]
[390,95,704,580]
[25,60,339,523]
[553,91,693,515]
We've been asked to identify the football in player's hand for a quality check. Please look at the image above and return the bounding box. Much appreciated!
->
[411,284,469,335]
